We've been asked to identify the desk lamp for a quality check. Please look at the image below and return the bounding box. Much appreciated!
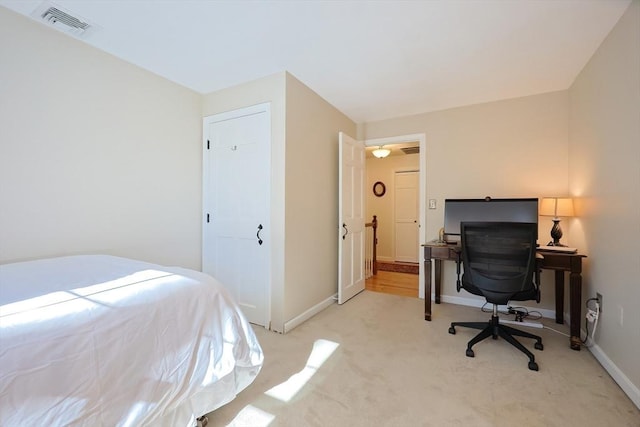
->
[540,197,574,246]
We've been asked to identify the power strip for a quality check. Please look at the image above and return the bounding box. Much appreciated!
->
[501,319,543,329]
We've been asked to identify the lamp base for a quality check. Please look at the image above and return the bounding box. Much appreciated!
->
[547,241,569,247]
[548,219,566,246]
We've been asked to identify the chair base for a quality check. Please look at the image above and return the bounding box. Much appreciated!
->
[449,313,543,371]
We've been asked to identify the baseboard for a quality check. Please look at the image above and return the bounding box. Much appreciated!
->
[586,340,640,410]
[283,293,337,333]
[438,294,556,320]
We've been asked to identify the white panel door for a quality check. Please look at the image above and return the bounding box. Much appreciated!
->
[202,103,270,326]
[394,170,419,263]
[338,132,366,304]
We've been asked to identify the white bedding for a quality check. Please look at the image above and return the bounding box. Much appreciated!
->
[0,255,263,426]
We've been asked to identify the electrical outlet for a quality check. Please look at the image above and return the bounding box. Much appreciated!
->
[428,199,437,209]
[596,292,603,313]
[618,305,624,327]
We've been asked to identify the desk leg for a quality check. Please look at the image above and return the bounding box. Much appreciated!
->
[424,258,432,321]
[434,259,442,304]
[555,271,564,324]
[569,269,582,351]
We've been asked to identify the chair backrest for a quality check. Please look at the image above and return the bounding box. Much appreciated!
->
[460,222,538,305]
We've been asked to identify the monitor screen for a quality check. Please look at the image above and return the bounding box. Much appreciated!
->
[444,198,538,239]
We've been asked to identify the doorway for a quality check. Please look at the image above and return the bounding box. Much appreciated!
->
[364,133,427,299]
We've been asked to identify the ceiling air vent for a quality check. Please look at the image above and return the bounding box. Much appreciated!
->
[41,7,89,35]
[401,146,420,155]
[31,2,97,38]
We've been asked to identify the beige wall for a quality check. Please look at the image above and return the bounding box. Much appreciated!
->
[284,73,357,323]
[363,91,570,308]
[0,8,202,268]
[366,153,420,261]
[568,0,640,399]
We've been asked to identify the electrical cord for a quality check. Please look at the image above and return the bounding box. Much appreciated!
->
[479,303,542,322]
[477,299,601,346]
[506,305,543,322]
[582,297,600,346]
[536,298,600,347]
[543,325,570,338]
[514,306,542,321]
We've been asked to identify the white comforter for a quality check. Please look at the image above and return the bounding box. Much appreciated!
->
[0,255,263,426]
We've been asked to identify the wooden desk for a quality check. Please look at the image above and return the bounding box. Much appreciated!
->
[422,242,587,350]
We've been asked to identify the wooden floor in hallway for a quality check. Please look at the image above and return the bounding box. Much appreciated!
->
[365,270,419,298]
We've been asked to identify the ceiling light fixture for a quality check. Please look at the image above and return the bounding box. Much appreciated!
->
[372,146,391,158]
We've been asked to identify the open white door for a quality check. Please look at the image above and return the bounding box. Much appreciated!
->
[338,132,366,304]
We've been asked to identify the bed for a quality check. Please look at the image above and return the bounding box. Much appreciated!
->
[0,255,264,426]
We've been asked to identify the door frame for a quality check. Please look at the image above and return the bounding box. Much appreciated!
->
[364,133,427,299]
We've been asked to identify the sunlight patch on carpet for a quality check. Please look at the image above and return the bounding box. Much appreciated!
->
[264,339,339,402]
[226,404,275,426]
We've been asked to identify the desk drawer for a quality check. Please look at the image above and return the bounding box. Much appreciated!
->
[425,245,458,260]
[539,252,585,272]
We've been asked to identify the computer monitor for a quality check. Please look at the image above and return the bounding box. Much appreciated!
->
[443,198,538,241]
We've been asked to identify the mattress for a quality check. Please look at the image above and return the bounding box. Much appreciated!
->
[0,255,263,426]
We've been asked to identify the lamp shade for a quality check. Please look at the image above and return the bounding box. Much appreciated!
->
[540,197,574,218]
[372,146,391,158]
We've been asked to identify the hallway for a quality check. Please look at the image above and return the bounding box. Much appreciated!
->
[365,270,419,298]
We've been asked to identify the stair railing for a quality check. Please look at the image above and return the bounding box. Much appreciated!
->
[364,215,378,278]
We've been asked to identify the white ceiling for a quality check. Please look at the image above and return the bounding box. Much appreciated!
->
[0,0,631,123]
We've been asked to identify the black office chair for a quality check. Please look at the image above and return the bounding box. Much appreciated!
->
[448,222,544,371]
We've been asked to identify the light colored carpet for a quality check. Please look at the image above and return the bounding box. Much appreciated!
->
[208,291,639,426]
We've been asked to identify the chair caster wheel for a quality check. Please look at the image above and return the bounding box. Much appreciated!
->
[535,342,544,351]
[528,361,539,371]
[466,348,474,358]
[448,327,456,334]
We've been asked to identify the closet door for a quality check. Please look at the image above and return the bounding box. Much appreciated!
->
[202,103,270,327]
[394,170,419,263]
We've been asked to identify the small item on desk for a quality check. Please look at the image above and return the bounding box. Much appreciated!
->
[538,245,577,254]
